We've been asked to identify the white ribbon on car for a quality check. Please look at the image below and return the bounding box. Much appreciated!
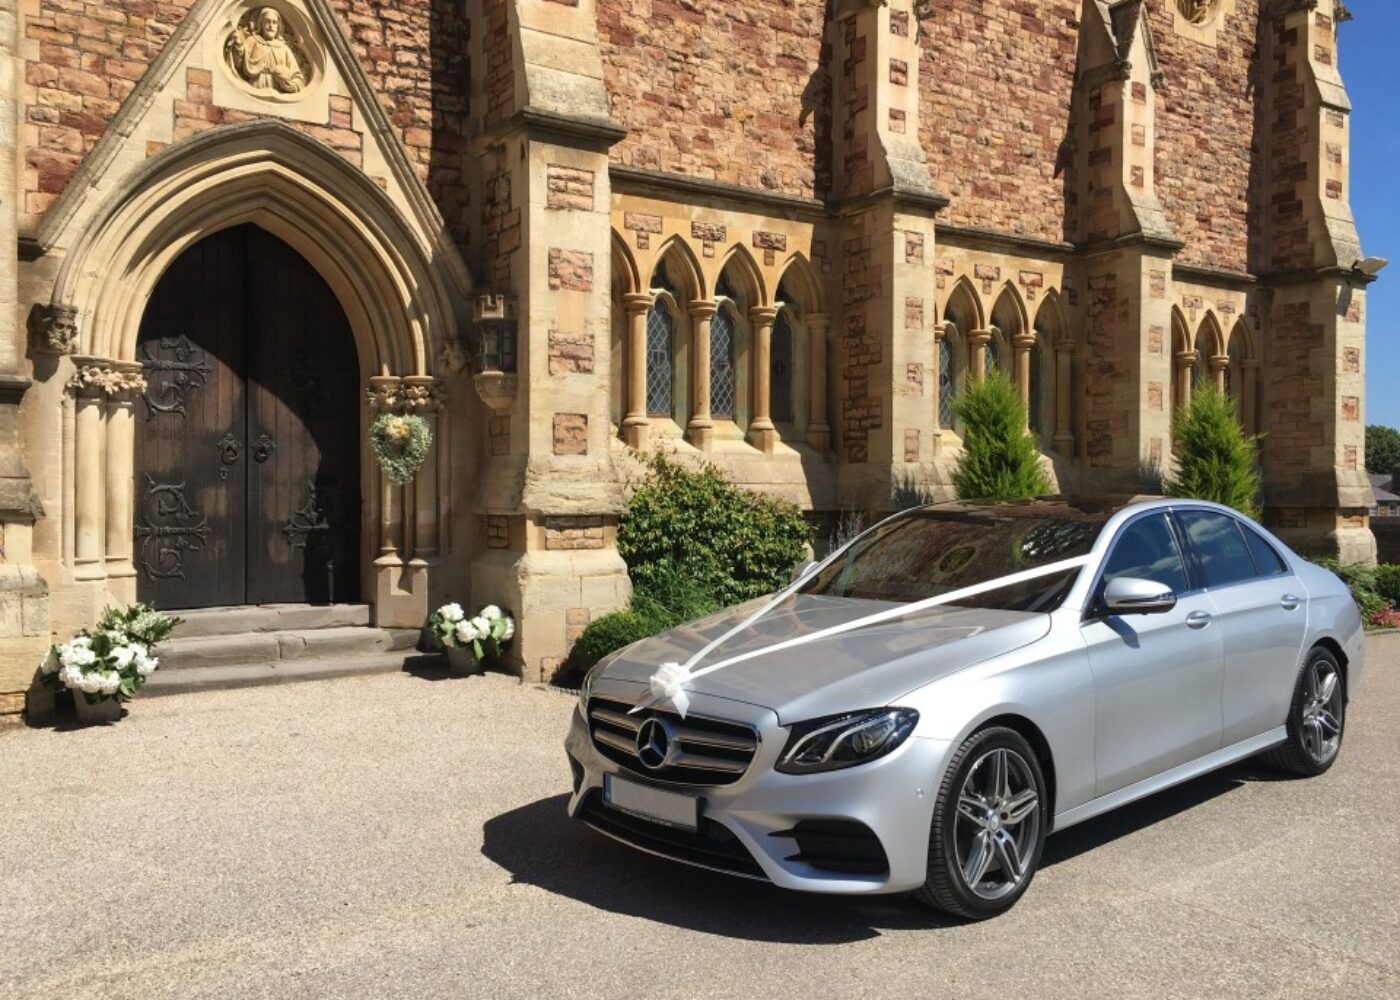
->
[631,554,1093,718]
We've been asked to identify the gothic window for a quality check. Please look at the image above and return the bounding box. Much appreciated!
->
[772,309,794,424]
[985,334,1002,375]
[645,303,674,417]
[711,305,738,419]
[938,335,956,429]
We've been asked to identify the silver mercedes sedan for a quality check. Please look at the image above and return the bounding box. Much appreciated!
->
[564,498,1364,919]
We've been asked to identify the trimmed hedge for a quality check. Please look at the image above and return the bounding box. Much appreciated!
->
[951,371,1050,502]
[1164,387,1261,519]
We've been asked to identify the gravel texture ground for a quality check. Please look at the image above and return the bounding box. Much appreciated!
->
[2,637,1398,1000]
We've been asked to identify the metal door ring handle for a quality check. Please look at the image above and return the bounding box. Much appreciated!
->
[253,434,276,463]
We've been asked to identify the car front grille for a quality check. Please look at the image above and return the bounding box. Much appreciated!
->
[587,695,759,786]
[578,790,768,880]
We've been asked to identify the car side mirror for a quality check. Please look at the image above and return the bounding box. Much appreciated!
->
[1102,576,1177,616]
[790,559,818,585]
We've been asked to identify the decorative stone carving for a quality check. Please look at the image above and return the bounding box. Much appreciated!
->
[225,6,310,95]
[28,304,79,355]
[1176,0,1220,25]
[69,361,148,399]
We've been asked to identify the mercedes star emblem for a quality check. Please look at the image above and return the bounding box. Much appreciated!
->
[635,717,674,770]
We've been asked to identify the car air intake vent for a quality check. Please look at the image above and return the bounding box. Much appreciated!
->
[587,695,759,786]
[771,819,890,876]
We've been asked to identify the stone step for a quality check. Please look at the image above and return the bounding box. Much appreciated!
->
[144,651,444,697]
[154,626,420,673]
[168,604,374,639]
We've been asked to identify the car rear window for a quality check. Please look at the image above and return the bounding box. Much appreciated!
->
[1240,523,1289,576]
[802,507,1105,606]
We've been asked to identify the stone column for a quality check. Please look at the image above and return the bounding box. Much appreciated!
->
[687,300,716,449]
[748,305,778,452]
[70,365,108,582]
[1174,350,1195,413]
[622,292,652,449]
[103,364,145,592]
[969,330,992,382]
[1210,354,1230,395]
[806,313,830,453]
[1013,332,1035,429]
[366,376,404,566]
[1241,358,1259,436]
[403,376,442,563]
[1054,339,1075,454]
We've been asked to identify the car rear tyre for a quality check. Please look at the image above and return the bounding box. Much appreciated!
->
[1262,646,1346,777]
[915,726,1047,920]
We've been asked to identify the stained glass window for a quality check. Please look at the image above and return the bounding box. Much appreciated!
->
[646,303,673,416]
[938,336,955,428]
[711,306,737,419]
[772,310,794,424]
[1028,340,1044,435]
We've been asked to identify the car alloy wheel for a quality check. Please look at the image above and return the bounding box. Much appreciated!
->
[917,726,1048,919]
[1264,645,1347,777]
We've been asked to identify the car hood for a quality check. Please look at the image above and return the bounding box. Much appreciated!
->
[597,594,1050,722]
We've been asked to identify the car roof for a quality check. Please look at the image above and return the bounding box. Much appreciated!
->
[914,494,1153,522]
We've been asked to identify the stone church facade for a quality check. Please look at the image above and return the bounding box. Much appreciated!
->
[0,0,1375,713]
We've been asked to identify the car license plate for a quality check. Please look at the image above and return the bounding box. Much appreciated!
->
[603,774,699,832]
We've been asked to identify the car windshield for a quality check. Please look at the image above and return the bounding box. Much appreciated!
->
[802,506,1109,610]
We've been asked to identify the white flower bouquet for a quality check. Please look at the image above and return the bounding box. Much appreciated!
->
[38,603,181,706]
[426,601,515,666]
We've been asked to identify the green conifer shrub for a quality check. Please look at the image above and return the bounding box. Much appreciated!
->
[951,371,1052,502]
[1163,387,1261,519]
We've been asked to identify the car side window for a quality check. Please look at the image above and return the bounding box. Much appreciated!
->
[1176,510,1257,589]
[1240,523,1289,577]
[1101,514,1189,594]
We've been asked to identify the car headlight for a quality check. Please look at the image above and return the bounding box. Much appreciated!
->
[776,708,920,774]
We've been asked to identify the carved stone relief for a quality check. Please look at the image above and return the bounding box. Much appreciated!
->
[28,303,79,355]
[1176,0,1221,25]
[224,6,311,95]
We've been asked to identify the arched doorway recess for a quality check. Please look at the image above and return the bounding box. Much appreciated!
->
[134,224,361,608]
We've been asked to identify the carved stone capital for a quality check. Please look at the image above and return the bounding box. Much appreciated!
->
[365,376,404,412]
[401,376,448,412]
[28,303,79,355]
[68,358,147,399]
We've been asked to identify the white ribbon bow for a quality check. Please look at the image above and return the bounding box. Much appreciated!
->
[630,554,1092,719]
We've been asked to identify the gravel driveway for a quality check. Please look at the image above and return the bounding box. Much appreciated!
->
[3,638,1398,999]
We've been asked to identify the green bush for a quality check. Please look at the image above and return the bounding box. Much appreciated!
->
[1164,387,1261,519]
[553,454,811,687]
[561,611,658,680]
[618,452,813,608]
[951,372,1051,502]
[1366,424,1400,475]
[1375,564,1400,606]
[1314,558,1388,627]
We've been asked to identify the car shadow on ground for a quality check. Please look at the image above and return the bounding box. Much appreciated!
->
[483,761,1293,942]
[481,794,960,943]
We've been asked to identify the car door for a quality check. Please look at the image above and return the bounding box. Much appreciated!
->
[1081,511,1225,796]
[1175,509,1309,746]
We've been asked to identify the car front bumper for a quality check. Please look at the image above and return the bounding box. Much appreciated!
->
[564,692,953,895]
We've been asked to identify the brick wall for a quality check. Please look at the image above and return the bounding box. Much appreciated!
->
[1148,1,1258,270]
[598,0,827,198]
[918,0,1080,242]
[22,1,471,243]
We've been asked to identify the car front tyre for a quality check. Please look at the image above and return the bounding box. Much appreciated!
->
[915,726,1047,920]
[1263,645,1347,777]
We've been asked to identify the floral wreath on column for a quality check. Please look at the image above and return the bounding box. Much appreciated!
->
[369,412,432,484]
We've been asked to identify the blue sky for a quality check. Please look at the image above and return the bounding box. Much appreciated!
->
[1343,1,1398,428]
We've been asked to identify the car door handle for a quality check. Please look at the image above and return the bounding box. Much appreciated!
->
[1280,593,1301,611]
[1185,610,1212,629]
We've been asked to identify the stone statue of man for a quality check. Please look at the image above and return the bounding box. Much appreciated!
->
[227,7,306,93]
